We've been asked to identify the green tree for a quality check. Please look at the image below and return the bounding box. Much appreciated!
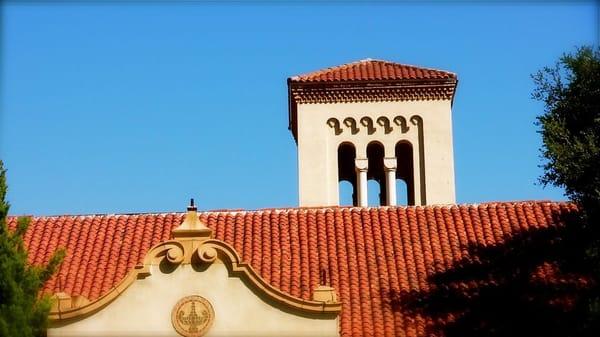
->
[0,160,65,337]
[390,47,599,337]
[533,46,600,333]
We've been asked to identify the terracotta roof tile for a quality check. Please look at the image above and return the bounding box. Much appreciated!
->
[290,59,456,83]
[7,201,578,336]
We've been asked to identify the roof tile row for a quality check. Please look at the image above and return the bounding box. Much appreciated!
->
[290,59,456,83]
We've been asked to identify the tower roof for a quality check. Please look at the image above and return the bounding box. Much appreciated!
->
[289,58,456,83]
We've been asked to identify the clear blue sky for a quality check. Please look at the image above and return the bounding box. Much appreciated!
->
[1,2,598,215]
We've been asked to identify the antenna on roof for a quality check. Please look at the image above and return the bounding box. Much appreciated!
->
[320,268,328,286]
[188,198,197,212]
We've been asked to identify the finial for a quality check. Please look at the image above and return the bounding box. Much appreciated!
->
[172,197,212,239]
[313,268,338,303]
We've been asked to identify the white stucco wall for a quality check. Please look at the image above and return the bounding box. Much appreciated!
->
[296,100,456,207]
[49,262,339,337]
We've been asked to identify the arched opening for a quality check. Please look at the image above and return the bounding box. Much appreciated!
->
[367,180,382,206]
[338,181,354,206]
[395,141,414,205]
[396,178,409,205]
[367,142,385,206]
[338,142,357,206]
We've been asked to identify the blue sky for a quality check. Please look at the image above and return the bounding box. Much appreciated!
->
[1,2,598,215]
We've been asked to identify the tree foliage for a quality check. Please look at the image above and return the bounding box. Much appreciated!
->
[393,46,600,337]
[0,161,65,337]
[533,46,600,209]
[533,46,600,330]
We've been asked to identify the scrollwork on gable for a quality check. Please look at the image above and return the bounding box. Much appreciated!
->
[136,241,186,279]
[196,243,218,264]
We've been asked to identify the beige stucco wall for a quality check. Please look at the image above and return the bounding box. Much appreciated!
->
[296,100,455,207]
[48,262,339,337]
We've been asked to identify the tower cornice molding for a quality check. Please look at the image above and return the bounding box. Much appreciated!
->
[290,81,456,104]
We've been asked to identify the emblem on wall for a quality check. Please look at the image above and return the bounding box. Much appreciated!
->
[171,295,215,337]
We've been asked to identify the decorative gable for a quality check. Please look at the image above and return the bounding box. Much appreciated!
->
[48,201,341,337]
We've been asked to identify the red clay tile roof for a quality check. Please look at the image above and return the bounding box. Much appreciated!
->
[289,59,456,83]
[8,201,576,337]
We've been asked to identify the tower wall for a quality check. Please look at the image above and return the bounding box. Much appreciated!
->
[297,100,455,207]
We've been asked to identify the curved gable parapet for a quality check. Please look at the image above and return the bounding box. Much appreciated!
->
[49,235,342,322]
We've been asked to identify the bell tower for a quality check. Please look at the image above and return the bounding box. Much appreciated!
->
[287,59,458,207]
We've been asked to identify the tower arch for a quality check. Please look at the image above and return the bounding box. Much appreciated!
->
[337,142,357,206]
[395,141,415,205]
[366,141,385,206]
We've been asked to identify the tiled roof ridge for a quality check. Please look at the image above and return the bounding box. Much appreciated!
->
[8,200,568,219]
[289,58,366,81]
[289,58,457,82]
[362,58,458,78]
[7,212,186,219]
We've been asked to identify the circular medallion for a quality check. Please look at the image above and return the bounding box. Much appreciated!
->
[171,295,215,337]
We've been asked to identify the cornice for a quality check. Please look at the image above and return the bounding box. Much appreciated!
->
[290,83,456,104]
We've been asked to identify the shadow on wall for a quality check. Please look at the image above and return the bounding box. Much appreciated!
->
[389,209,597,337]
